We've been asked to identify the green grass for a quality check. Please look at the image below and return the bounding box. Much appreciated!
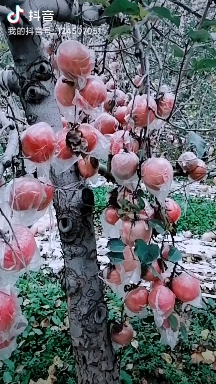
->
[93,186,216,235]
[0,272,76,384]
[0,271,215,384]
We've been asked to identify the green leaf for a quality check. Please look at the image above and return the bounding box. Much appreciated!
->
[107,238,125,252]
[4,360,14,371]
[148,244,160,262]
[171,44,184,58]
[52,315,62,326]
[21,373,31,384]
[140,7,149,19]
[109,25,132,39]
[3,372,12,383]
[120,370,133,384]
[202,19,216,29]
[34,328,43,335]
[188,131,206,158]
[180,322,188,341]
[149,219,165,235]
[106,251,124,264]
[103,0,140,17]
[168,246,182,262]
[192,58,216,71]
[168,314,179,332]
[134,240,159,265]
[79,0,109,5]
[207,298,215,309]
[136,189,145,209]
[188,29,211,42]
[151,6,180,27]
[134,239,149,263]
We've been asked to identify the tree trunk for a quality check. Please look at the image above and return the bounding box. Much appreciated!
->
[0,1,119,382]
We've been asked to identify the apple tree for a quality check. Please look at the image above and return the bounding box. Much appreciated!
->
[0,1,215,383]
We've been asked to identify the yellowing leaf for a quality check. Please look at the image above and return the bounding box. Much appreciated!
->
[191,352,204,364]
[201,350,215,364]
[201,329,210,340]
[140,7,148,19]
[161,353,172,364]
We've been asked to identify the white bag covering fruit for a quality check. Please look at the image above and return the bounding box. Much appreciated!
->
[124,287,148,319]
[120,219,152,247]
[100,265,126,299]
[171,272,202,308]
[148,285,176,326]
[111,151,139,183]
[141,157,173,204]
[0,287,27,360]
[101,209,122,239]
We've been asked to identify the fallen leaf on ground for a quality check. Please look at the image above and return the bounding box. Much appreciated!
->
[191,352,204,364]
[161,353,172,364]
[200,329,210,340]
[201,350,215,364]
[41,318,50,328]
[131,339,139,349]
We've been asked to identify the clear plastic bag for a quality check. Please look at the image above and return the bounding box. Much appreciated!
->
[5,176,47,227]
[78,123,110,161]
[51,129,80,175]
[72,75,107,114]
[0,286,27,360]
[21,122,56,164]
[0,225,41,283]
[56,39,95,87]
[6,176,44,212]
[157,92,175,119]
[94,112,119,135]
[126,94,157,127]
[54,75,76,108]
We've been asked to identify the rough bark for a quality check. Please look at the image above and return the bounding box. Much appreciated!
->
[0,1,119,383]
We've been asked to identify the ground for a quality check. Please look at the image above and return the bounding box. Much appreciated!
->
[0,179,216,384]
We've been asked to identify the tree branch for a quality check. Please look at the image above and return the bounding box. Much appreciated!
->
[169,0,202,18]
[37,0,108,26]
[0,111,18,178]
[0,68,19,94]
[180,0,212,78]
